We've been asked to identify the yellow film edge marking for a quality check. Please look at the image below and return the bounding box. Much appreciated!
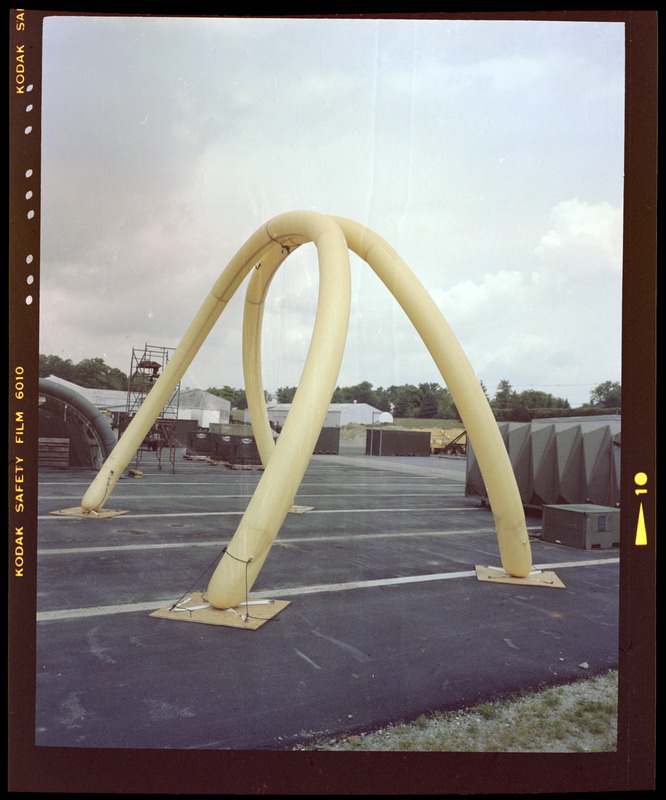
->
[633,472,648,546]
[635,503,647,546]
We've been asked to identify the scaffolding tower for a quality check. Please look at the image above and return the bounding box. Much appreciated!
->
[126,344,180,472]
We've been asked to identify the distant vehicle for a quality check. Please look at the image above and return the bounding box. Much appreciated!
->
[427,428,467,455]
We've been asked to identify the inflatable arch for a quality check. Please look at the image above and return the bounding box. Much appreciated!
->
[81,211,533,608]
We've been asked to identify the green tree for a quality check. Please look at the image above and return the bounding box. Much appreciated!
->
[391,384,422,418]
[208,385,237,403]
[372,387,392,413]
[275,385,297,404]
[331,381,389,409]
[492,379,517,411]
[207,386,248,408]
[233,389,248,410]
[349,380,377,406]
[417,383,439,418]
[74,357,128,390]
[39,354,76,382]
[590,381,621,408]
[515,389,570,410]
[507,404,532,422]
[437,388,460,421]
[39,354,128,389]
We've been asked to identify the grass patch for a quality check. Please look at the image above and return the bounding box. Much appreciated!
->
[473,701,503,720]
[296,671,618,753]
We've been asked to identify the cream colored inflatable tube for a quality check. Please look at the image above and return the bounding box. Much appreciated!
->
[81,211,349,515]
[81,210,531,610]
[241,216,533,585]
[81,211,351,609]
[205,220,351,608]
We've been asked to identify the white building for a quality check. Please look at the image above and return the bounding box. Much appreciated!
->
[246,402,381,428]
[42,376,130,413]
[177,388,230,427]
[42,376,230,427]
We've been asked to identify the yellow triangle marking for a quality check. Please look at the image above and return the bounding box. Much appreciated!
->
[635,502,647,545]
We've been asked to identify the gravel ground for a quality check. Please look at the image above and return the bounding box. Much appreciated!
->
[294,670,618,753]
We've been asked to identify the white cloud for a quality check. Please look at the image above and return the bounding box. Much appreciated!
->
[36,16,625,407]
[536,197,623,271]
[426,197,622,403]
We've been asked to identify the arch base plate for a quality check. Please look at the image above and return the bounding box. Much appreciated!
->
[149,591,290,630]
[50,506,128,519]
[475,565,565,589]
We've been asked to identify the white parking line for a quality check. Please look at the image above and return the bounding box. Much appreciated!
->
[38,505,487,522]
[36,557,618,622]
[38,524,537,556]
[38,488,462,503]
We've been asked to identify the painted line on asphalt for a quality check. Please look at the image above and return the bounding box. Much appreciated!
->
[36,557,618,622]
[38,504,483,522]
[38,488,462,503]
[38,523,524,555]
[38,476,452,492]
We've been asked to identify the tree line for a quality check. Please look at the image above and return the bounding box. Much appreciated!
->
[270,378,621,421]
[489,379,621,421]
[211,381,461,418]
[39,354,129,390]
[39,354,620,420]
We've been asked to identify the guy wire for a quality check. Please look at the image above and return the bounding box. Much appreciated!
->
[168,545,228,611]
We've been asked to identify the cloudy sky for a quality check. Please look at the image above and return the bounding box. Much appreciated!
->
[38,13,625,407]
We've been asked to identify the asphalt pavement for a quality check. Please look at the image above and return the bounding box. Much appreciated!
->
[28,438,620,791]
